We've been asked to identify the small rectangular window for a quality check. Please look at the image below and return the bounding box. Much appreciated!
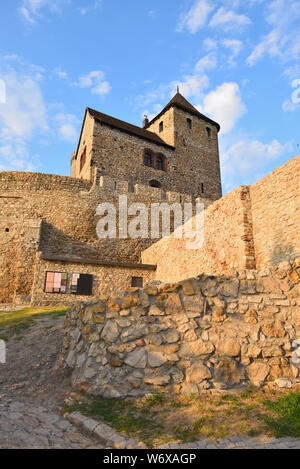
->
[201,183,204,193]
[44,272,67,294]
[187,118,192,130]
[131,277,143,288]
[71,273,93,296]
[159,121,164,132]
[206,127,211,138]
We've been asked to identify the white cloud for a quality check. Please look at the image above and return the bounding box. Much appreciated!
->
[199,82,246,134]
[170,75,210,100]
[54,113,79,142]
[222,39,243,66]
[221,138,293,190]
[18,0,64,24]
[177,0,215,33]
[195,53,217,73]
[79,0,102,15]
[247,0,300,66]
[77,71,111,96]
[0,71,48,139]
[203,38,218,51]
[209,7,251,30]
[282,100,299,112]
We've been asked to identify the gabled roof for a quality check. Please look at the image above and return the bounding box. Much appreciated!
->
[88,108,175,150]
[145,92,220,132]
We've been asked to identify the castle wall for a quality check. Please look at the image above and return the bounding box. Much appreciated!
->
[141,186,255,283]
[250,155,300,269]
[141,155,300,283]
[63,260,300,397]
[0,171,202,303]
[31,257,155,306]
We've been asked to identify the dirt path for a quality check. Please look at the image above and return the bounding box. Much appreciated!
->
[0,316,104,449]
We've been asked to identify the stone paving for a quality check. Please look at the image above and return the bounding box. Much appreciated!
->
[161,435,300,449]
[0,399,104,449]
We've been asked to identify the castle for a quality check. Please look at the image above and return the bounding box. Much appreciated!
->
[0,91,299,306]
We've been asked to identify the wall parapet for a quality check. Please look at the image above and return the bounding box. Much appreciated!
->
[63,259,300,398]
[0,171,92,193]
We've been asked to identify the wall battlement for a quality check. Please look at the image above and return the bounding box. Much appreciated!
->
[0,171,92,193]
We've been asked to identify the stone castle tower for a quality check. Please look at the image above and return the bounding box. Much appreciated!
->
[71,91,222,201]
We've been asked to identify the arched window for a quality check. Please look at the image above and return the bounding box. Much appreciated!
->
[144,152,152,167]
[149,180,161,188]
[156,156,163,170]
[159,121,164,132]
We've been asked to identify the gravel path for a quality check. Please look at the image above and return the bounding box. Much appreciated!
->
[0,315,104,449]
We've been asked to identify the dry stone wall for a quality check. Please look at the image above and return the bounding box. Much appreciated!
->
[63,260,300,397]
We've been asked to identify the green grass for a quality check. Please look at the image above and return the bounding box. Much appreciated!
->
[262,392,300,438]
[64,389,300,447]
[0,306,68,340]
[64,396,163,448]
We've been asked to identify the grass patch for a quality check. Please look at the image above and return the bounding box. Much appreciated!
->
[262,392,300,438]
[0,306,68,340]
[64,388,300,447]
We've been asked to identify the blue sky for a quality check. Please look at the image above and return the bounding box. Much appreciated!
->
[0,0,299,193]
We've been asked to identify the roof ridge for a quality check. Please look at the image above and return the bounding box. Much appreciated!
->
[145,92,220,131]
[87,107,175,150]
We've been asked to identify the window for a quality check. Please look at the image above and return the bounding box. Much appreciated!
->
[5,228,9,233]
[187,118,192,130]
[206,127,211,138]
[149,180,161,188]
[144,153,152,167]
[80,147,87,171]
[201,183,204,194]
[131,277,143,288]
[44,272,67,294]
[156,156,163,171]
[71,273,93,296]
[159,121,164,132]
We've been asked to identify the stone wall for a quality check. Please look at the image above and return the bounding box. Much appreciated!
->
[0,170,203,303]
[63,260,300,397]
[141,186,255,283]
[250,155,300,269]
[141,155,300,284]
[31,257,156,306]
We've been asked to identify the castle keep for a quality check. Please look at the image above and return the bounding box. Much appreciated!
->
[0,91,299,309]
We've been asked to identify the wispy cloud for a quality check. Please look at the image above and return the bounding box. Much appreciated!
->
[177,0,215,34]
[209,7,251,30]
[221,138,293,190]
[79,0,102,15]
[76,71,111,96]
[247,0,300,66]
[18,0,65,24]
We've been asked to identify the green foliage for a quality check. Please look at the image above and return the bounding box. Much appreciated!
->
[0,306,67,339]
[262,392,300,438]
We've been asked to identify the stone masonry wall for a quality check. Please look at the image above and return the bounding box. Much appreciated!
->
[0,170,203,302]
[141,186,255,283]
[250,155,300,269]
[63,260,300,397]
[31,257,155,306]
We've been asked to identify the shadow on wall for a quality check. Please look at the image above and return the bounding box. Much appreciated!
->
[271,241,297,266]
